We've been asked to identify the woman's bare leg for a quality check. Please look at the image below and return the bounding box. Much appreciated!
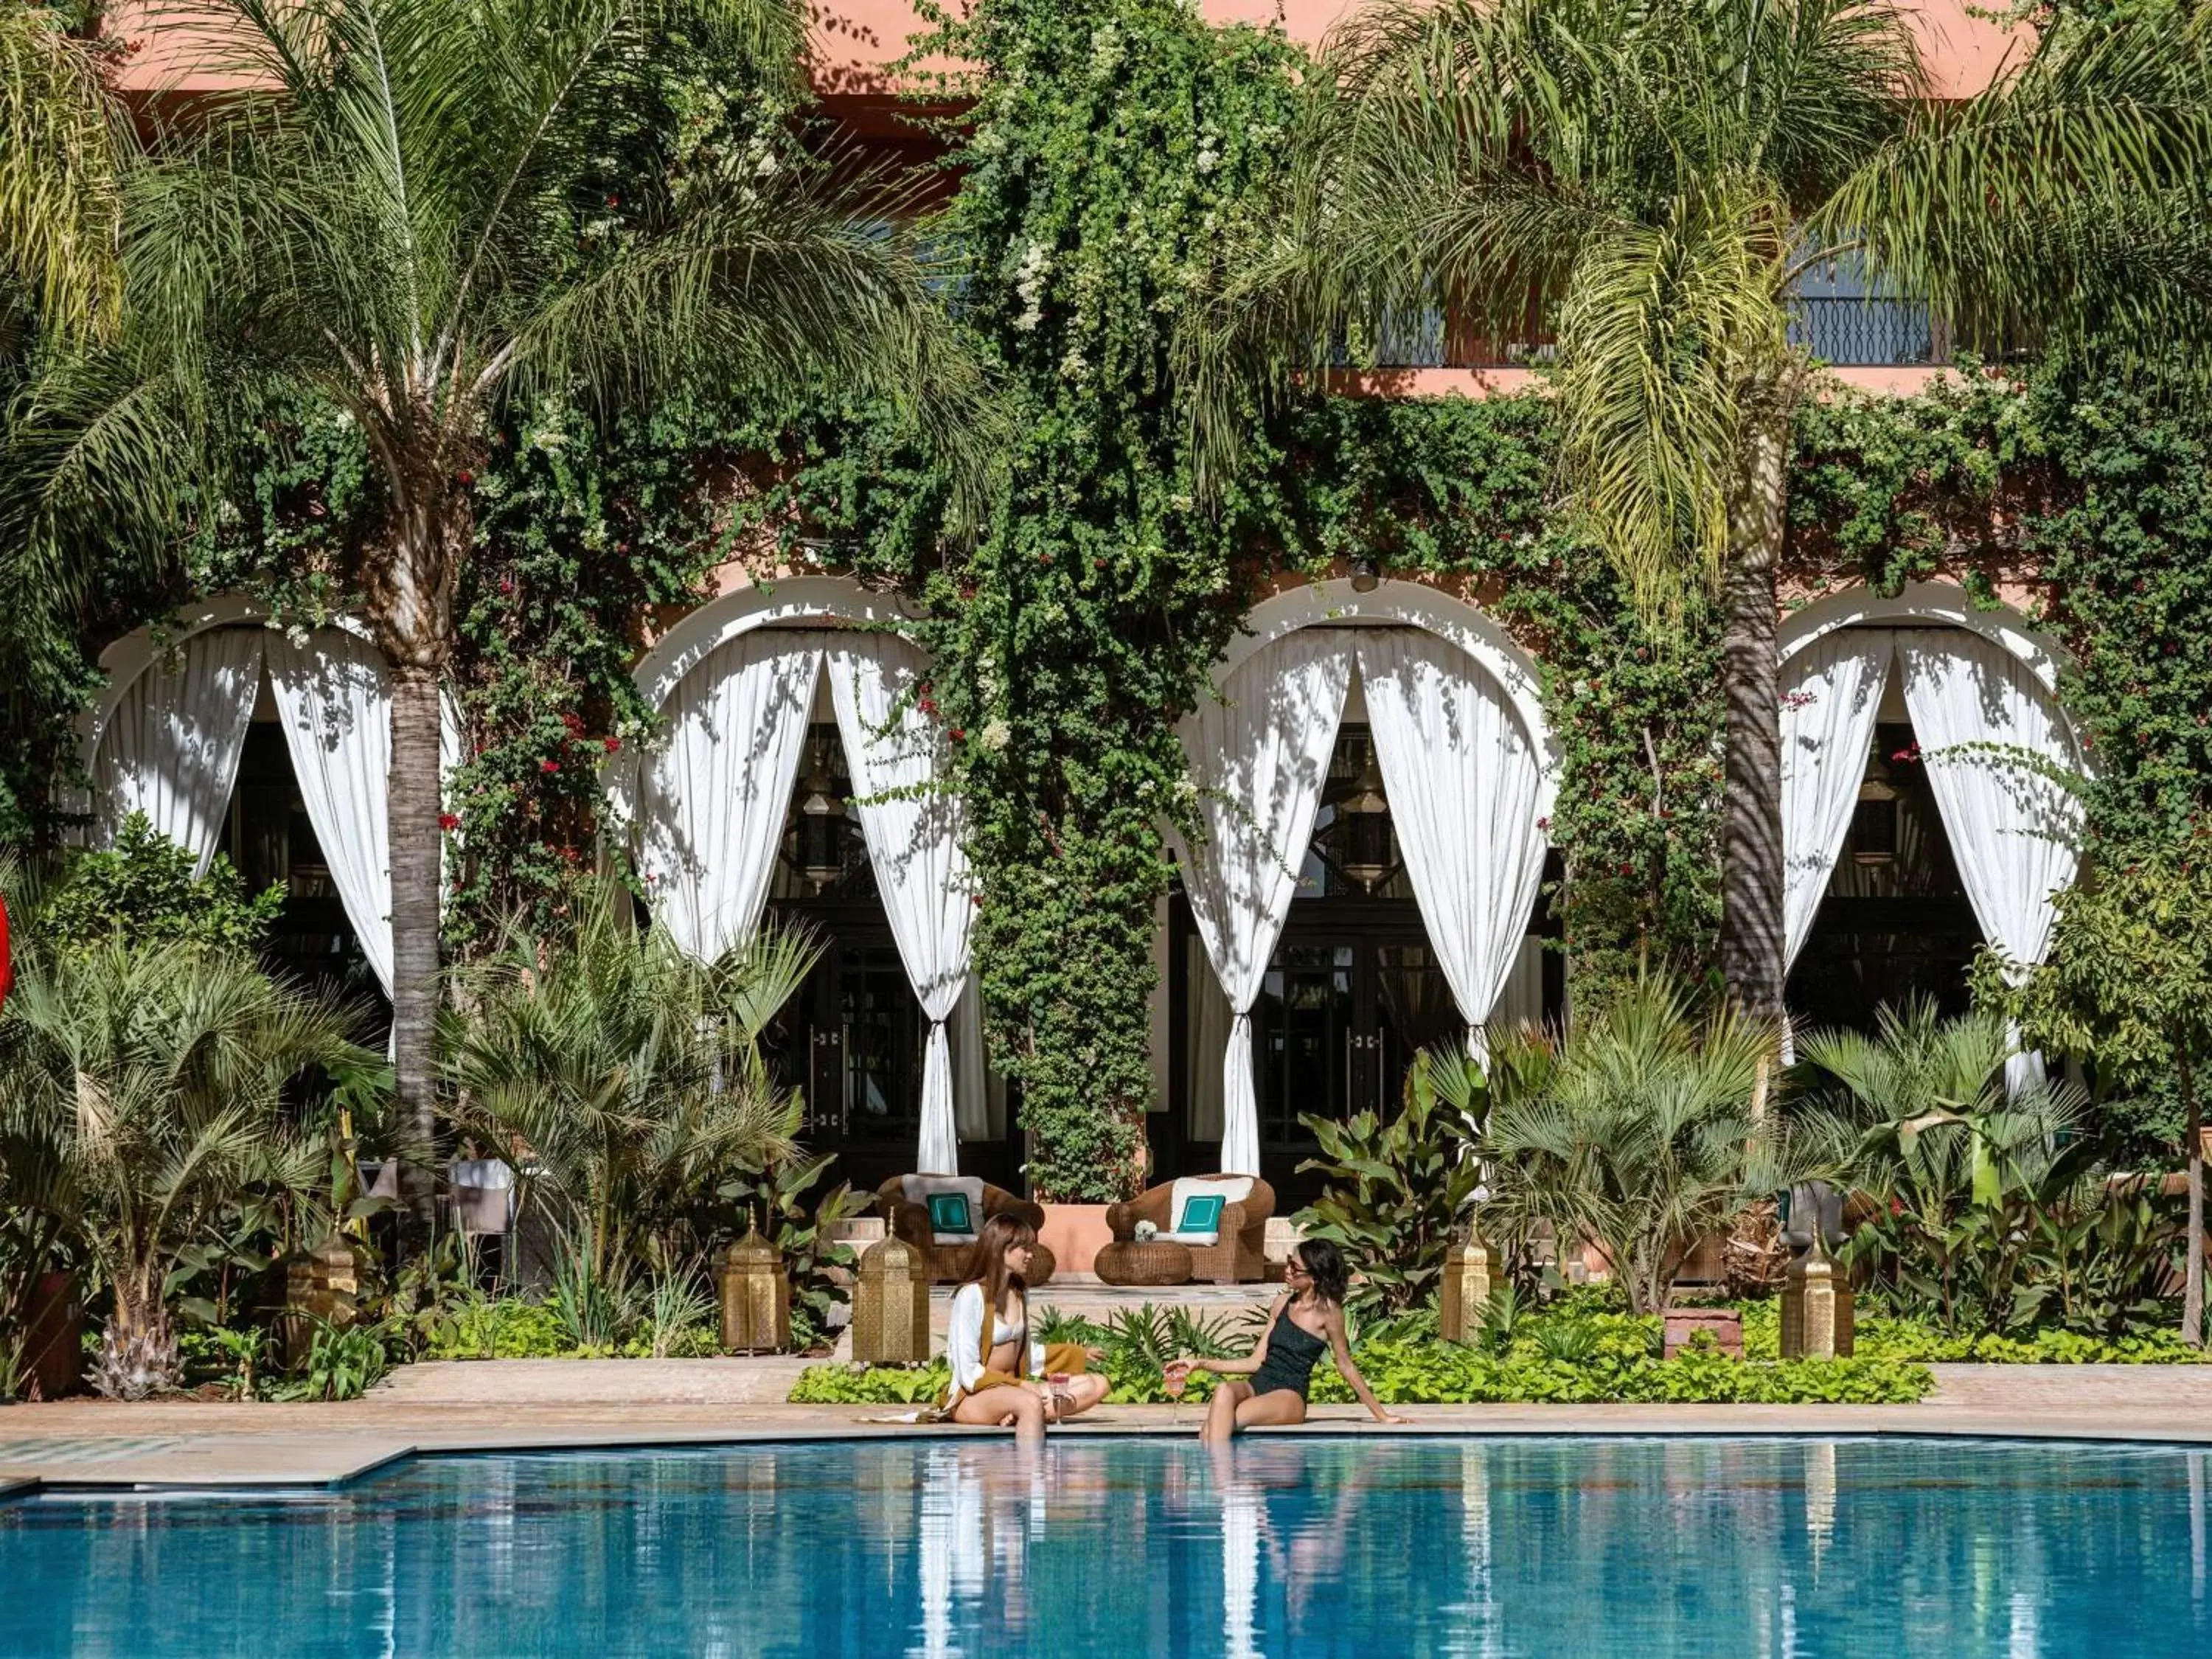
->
[1233,1389,1308,1432]
[952,1386,1048,1444]
[1054,1373,1110,1417]
[1203,1379,1253,1443]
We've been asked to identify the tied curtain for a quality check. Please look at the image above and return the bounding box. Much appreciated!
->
[1354,630,1549,1066]
[827,633,975,1178]
[638,626,978,1173]
[1172,630,1355,1178]
[95,627,265,876]
[636,630,827,965]
[1895,632,2086,1094]
[1777,624,2086,1091]
[1780,628,1896,971]
[265,629,402,993]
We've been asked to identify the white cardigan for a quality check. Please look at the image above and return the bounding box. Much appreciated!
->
[945,1282,1046,1394]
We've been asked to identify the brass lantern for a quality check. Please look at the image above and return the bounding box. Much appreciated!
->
[793,742,847,893]
[718,1228,792,1354]
[851,1236,932,1366]
[1319,742,1397,893]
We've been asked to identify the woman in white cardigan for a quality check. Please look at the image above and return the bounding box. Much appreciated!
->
[945,1213,1107,1443]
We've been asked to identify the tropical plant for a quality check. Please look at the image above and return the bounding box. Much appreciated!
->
[442,878,815,1295]
[1481,973,1810,1315]
[1803,996,2182,1338]
[719,1149,863,1351]
[2000,832,2212,1345]
[1294,1047,1490,1318]
[274,1314,393,1402]
[7,0,985,1222]
[0,937,369,1397]
[1199,0,2212,1026]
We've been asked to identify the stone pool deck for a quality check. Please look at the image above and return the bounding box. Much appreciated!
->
[0,1361,2207,1492]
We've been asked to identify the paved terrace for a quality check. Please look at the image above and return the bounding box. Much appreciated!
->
[1,1360,2208,1493]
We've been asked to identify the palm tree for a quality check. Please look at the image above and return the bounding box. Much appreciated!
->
[1,1,122,349]
[10,0,984,1224]
[0,938,369,1398]
[441,880,816,1293]
[1481,972,1813,1314]
[1197,0,2212,1027]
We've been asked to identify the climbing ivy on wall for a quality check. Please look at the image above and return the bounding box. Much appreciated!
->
[28,0,2212,1202]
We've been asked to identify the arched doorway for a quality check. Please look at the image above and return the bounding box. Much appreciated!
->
[80,599,417,1023]
[1776,582,2086,1073]
[626,577,1010,1194]
[1164,579,1562,1197]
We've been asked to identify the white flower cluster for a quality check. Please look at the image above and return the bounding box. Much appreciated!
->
[1013,240,1051,332]
[979,717,1012,752]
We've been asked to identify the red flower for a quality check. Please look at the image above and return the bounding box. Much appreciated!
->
[1037,552,1053,565]
[1535,816,1551,832]
[1617,862,1634,877]
[540,759,561,774]
[948,727,967,742]
[456,469,473,485]
[498,577,515,594]
[560,710,585,737]
[603,736,622,754]
[606,194,620,209]
[439,813,462,831]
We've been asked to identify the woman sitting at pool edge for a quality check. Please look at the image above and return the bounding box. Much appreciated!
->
[943,1213,1110,1443]
[1166,1240,1405,1442]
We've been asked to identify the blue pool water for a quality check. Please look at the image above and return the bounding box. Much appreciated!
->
[1,1436,2207,1657]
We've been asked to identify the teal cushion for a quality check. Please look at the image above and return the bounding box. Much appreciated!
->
[926,1192,974,1236]
[1172,1193,1226,1237]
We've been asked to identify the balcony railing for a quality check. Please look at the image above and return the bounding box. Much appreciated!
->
[1339,296,1952,372]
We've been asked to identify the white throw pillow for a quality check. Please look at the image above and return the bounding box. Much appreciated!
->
[902,1174,986,1242]
[1164,1175,1255,1245]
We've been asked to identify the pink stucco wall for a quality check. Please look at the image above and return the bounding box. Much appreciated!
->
[108,1,2027,100]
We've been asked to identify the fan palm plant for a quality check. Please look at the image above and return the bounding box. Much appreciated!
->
[1197,0,2212,1023]
[1481,973,1813,1314]
[7,0,986,1222]
[442,880,816,1294]
[0,938,368,1398]
[1796,998,2097,1330]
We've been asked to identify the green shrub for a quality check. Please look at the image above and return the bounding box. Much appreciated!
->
[422,1296,570,1360]
[1738,1298,2210,1365]
[37,814,285,953]
[788,1307,1934,1406]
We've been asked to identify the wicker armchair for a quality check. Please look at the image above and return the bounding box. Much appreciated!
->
[1104,1175,1274,1284]
[874,1175,1056,1286]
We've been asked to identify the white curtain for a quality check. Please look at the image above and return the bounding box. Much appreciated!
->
[1356,630,1548,1067]
[950,970,1004,1142]
[1491,936,1548,1037]
[1780,629,1895,973]
[1184,933,1234,1144]
[1896,632,2086,1093]
[827,633,974,1177]
[95,627,265,875]
[638,631,825,965]
[263,630,395,992]
[1172,630,1354,1176]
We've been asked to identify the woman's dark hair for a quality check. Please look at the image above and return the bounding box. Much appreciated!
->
[1291,1239,1349,1306]
[964,1211,1039,1314]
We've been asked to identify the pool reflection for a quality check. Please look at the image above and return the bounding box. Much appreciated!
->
[2,1438,2208,1658]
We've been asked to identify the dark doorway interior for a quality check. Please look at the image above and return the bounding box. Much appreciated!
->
[1786,715,1983,1034]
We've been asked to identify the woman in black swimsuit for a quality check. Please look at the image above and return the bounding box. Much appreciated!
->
[1166,1241,1405,1442]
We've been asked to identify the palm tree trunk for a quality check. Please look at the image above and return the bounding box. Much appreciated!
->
[390,659,445,1235]
[369,464,467,1243]
[1719,404,1790,1028]
[2182,1049,2202,1348]
[92,1272,177,1400]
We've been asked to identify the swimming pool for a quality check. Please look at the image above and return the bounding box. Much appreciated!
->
[1,1436,2205,1656]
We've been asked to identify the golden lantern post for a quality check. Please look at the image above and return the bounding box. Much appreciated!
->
[1439,1234,1496,1344]
[851,1236,933,1366]
[719,1226,792,1354]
